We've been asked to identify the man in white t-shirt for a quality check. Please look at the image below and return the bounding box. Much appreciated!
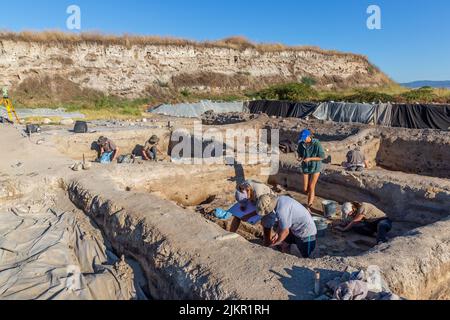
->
[258,194,317,258]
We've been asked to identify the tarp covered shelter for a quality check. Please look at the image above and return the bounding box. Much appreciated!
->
[288,102,319,118]
[374,103,393,126]
[391,104,450,130]
[150,100,245,118]
[248,100,318,118]
[312,102,376,124]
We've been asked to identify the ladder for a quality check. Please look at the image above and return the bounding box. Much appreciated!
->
[0,98,20,123]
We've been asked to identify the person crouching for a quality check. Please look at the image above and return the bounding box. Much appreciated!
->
[142,135,162,161]
[335,202,392,244]
[257,194,318,258]
[97,136,119,163]
[229,180,273,243]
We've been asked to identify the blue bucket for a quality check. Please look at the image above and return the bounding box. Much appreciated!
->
[322,200,337,218]
[214,208,232,220]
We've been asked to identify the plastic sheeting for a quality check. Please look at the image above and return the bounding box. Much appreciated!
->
[374,103,393,126]
[248,100,318,118]
[0,107,85,119]
[312,102,376,124]
[0,206,147,300]
[150,100,245,118]
[247,99,450,130]
[391,104,450,130]
[249,100,292,117]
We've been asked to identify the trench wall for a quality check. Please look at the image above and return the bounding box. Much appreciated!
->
[377,136,450,179]
[67,175,349,300]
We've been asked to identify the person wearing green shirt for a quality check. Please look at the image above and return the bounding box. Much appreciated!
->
[296,130,326,210]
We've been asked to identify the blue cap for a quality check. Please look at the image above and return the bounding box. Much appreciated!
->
[298,130,311,143]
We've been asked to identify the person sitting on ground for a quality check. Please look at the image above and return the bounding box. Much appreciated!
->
[229,180,273,240]
[97,136,119,163]
[296,129,326,211]
[335,202,392,244]
[142,135,162,161]
[257,194,317,258]
[342,147,371,172]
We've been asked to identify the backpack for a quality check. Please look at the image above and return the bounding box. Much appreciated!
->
[26,124,41,135]
[74,121,88,133]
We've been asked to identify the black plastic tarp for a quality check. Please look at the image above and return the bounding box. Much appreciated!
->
[249,100,292,117]
[391,104,450,130]
[288,102,319,118]
[248,100,269,114]
[249,100,318,118]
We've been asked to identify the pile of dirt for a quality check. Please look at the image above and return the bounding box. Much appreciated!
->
[202,111,256,125]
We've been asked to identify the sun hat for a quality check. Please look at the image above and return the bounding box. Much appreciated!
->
[149,135,160,144]
[256,194,278,216]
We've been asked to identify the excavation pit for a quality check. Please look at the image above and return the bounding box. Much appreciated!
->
[129,167,436,259]
[3,119,450,300]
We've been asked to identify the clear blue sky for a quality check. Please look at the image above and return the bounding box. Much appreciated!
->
[1,0,449,83]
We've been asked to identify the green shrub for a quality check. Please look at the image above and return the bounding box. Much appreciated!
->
[301,76,317,86]
[344,90,395,103]
[256,82,319,101]
[400,87,437,103]
[180,89,191,97]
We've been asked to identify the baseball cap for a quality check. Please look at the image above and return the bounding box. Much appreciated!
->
[298,130,311,143]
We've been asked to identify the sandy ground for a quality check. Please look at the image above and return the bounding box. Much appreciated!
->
[1,114,449,300]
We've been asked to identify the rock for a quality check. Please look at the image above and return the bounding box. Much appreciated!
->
[36,139,45,145]
[142,118,148,123]
[366,265,383,293]
[42,118,52,124]
[60,119,74,125]
[71,163,83,171]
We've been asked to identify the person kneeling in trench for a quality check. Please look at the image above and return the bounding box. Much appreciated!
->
[257,194,318,258]
[335,202,393,244]
[142,135,162,161]
[97,136,119,163]
[342,147,371,172]
[229,180,273,245]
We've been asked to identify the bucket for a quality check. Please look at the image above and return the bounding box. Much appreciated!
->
[313,216,329,238]
[214,208,232,220]
[322,200,337,218]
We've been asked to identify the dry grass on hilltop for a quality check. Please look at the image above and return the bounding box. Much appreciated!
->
[0,30,369,60]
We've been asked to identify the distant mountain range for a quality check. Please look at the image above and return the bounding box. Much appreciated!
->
[402,80,450,89]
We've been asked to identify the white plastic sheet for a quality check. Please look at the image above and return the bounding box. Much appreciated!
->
[0,107,85,119]
[374,103,393,126]
[312,102,376,124]
[150,100,245,118]
[0,207,146,300]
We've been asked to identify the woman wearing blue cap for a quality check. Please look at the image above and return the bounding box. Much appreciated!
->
[296,130,325,210]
